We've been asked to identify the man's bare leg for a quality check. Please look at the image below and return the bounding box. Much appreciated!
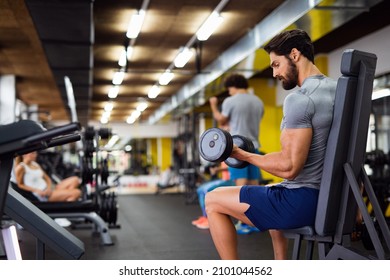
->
[205,186,253,259]
[269,230,288,259]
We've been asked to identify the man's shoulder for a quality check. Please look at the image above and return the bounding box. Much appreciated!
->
[285,90,311,105]
[238,92,263,103]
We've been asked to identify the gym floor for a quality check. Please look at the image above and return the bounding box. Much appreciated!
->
[9,192,370,260]
[12,192,276,260]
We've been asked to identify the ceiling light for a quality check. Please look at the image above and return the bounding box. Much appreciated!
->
[118,46,134,67]
[148,85,160,99]
[100,116,109,124]
[131,110,141,119]
[174,47,194,68]
[118,49,127,67]
[108,86,119,98]
[137,102,148,112]
[112,70,125,85]
[159,71,174,85]
[126,110,141,124]
[126,10,145,39]
[372,88,390,100]
[126,116,136,124]
[196,12,224,41]
[102,111,111,119]
[104,101,114,112]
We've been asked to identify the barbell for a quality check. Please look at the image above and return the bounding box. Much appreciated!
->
[198,128,255,168]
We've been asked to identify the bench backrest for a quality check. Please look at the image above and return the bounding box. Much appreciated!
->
[315,49,377,236]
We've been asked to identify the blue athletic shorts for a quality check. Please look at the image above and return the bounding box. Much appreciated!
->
[228,150,261,181]
[239,184,319,231]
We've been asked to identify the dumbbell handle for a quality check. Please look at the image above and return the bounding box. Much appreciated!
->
[225,134,255,168]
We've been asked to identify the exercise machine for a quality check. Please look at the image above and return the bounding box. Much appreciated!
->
[0,120,84,259]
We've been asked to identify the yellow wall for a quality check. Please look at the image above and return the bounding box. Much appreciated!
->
[204,117,214,130]
[160,137,172,171]
[308,0,334,42]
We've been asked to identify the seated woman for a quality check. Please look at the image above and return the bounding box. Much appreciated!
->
[14,151,81,202]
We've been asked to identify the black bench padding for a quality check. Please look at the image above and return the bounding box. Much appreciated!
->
[0,120,45,145]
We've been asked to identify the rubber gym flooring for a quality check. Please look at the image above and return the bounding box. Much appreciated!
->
[6,192,371,260]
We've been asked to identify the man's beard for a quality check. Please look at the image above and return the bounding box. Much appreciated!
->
[281,58,298,90]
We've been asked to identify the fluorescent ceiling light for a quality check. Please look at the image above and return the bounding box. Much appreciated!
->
[102,111,111,119]
[159,71,174,85]
[137,102,148,112]
[131,110,141,119]
[126,10,145,39]
[196,12,223,41]
[112,70,125,85]
[372,88,390,100]
[118,46,134,67]
[126,116,136,124]
[108,85,119,98]
[101,110,111,124]
[104,101,114,112]
[148,85,160,99]
[174,47,194,68]
[100,116,109,124]
[126,110,142,124]
[118,49,127,67]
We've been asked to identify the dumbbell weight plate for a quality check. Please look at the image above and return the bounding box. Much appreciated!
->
[199,128,233,163]
[225,135,255,169]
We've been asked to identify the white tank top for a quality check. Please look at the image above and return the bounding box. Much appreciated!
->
[20,162,47,191]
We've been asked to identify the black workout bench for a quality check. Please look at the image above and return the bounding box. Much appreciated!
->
[0,120,84,259]
[282,49,390,260]
[2,120,114,247]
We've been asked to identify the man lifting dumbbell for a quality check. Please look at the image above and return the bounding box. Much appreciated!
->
[204,29,337,260]
[209,73,264,234]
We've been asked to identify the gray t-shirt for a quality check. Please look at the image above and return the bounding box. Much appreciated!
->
[221,92,264,149]
[280,75,337,190]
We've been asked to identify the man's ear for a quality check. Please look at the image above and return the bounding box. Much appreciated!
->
[290,48,300,61]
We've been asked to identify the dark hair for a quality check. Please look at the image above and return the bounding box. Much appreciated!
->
[223,73,248,89]
[263,29,315,63]
[14,155,23,166]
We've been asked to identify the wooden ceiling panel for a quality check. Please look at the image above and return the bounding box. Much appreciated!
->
[0,0,67,121]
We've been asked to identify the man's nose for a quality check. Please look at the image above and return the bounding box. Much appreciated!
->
[272,69,278,78]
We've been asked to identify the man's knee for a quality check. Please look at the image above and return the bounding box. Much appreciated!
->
[205,189,221,216]
[205,191,214,215]
[74,188,82,198]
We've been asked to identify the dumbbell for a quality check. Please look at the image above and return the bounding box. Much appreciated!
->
[198,128,255,168]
